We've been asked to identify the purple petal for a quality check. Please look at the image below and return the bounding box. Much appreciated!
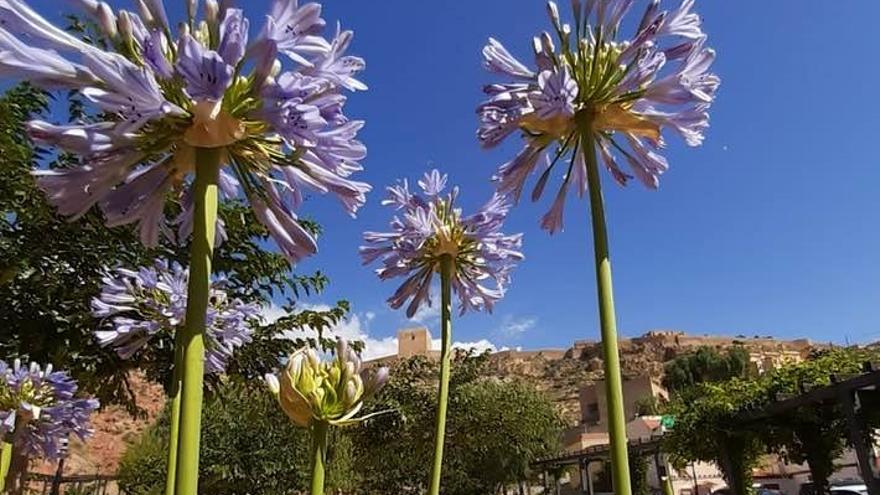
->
[175,34,233,101]
[217,8,249,65]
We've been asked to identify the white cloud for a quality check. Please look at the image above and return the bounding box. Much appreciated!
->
[409,292,440,323]
[265,302,509,361]
[498,316,537,339]
[272,303,399,361]
[260,303,288,324]
[431,338,508,354]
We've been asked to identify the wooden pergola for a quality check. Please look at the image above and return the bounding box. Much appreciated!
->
[735,364,880,495]
[532,365,880,495]
[531,435,668,495]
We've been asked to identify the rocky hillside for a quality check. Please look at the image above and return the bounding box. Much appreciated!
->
[32,372,165,477]
[38,331,825,475]
[484,337,670,422]
[484,330,823,424]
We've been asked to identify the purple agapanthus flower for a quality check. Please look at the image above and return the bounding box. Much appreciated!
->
[0,0,369,261]
[91,259,260,374]
[478,0,719,233]
[0,360,99,460]
[361,170,524,316]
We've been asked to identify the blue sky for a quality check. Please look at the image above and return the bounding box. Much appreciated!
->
[27,0,880,356]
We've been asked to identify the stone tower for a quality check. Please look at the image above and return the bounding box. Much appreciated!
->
[398,327,432,358]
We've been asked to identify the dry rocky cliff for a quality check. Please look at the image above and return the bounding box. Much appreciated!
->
[40,331,826,476]
[485,330,821,423]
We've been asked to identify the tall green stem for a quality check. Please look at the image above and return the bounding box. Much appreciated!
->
[164,339,184,495]
[310,421,329,495]
[174,146,221,495]
[582,128,632,495]
[428,254,454,495]
[1,435,12,492]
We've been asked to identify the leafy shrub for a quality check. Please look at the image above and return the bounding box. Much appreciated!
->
[350,354,565,495]
[120,379,315,495]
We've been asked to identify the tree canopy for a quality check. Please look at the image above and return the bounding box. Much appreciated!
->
[662,347,880,495]
[662,345,751,393]
[349,353,565,495]
[119,378,318,494]
[119,354,565,495]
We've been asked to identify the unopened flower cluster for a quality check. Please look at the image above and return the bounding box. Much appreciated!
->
[479,0,719,232]
[0,0,368,260]
[361,170,524,316]
[0,360,99,459]
[91,259,259,373]
[266,339,389,427]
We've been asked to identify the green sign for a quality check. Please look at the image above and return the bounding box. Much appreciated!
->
[660,415,675,431]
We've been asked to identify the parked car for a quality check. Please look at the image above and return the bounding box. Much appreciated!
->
[800,482,819,495]
[710,484,781,495]
[799,480,869,495]
[708,484,782,495]
[829,481,868,495]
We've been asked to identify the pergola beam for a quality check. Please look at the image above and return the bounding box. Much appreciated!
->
[532,436,663,469]
[533,368,880,492]
[736,368,880,423]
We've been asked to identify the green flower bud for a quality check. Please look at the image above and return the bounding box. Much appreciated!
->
[136,0,154,26]
[97,2,117,39]
[267,339,391,428]
[204,0,219,27]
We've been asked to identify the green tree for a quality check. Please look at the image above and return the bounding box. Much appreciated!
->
[635,395,665,416]
[662,346,750,394]
[629,454,650,495]
[120,379,304,494]
[663,347,880,495]
[761,348,880,493]
[663,379,766,495]
[0,84,347,412]
[350,353,565,495]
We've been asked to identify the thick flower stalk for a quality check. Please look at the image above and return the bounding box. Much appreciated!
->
[91,259,260,374]
[0,360,99,492]
[478,2,718,495]
[266,339,389,495]
[0,0,368,490]
[360,169,523,495]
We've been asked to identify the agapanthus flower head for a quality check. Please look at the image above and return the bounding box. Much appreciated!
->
[265,339,389,427]
[91,258,260,374]
[0,360,99,460]
[1,0,369,260]
[360,169,524,317]
[479,0,719,233]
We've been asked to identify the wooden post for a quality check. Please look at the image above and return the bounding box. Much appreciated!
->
[653,451,664,491]
[49,458,64,495]
[661,454,676,495]
[580,460,589,494]
[842,390,880,495]
[587,461,595,495]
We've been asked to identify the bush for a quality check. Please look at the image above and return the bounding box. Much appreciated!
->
[121,355,564,495]
[118,427,167,495]
[120,379,324,495]
[662,347,880,495]
[350,354,565,495]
